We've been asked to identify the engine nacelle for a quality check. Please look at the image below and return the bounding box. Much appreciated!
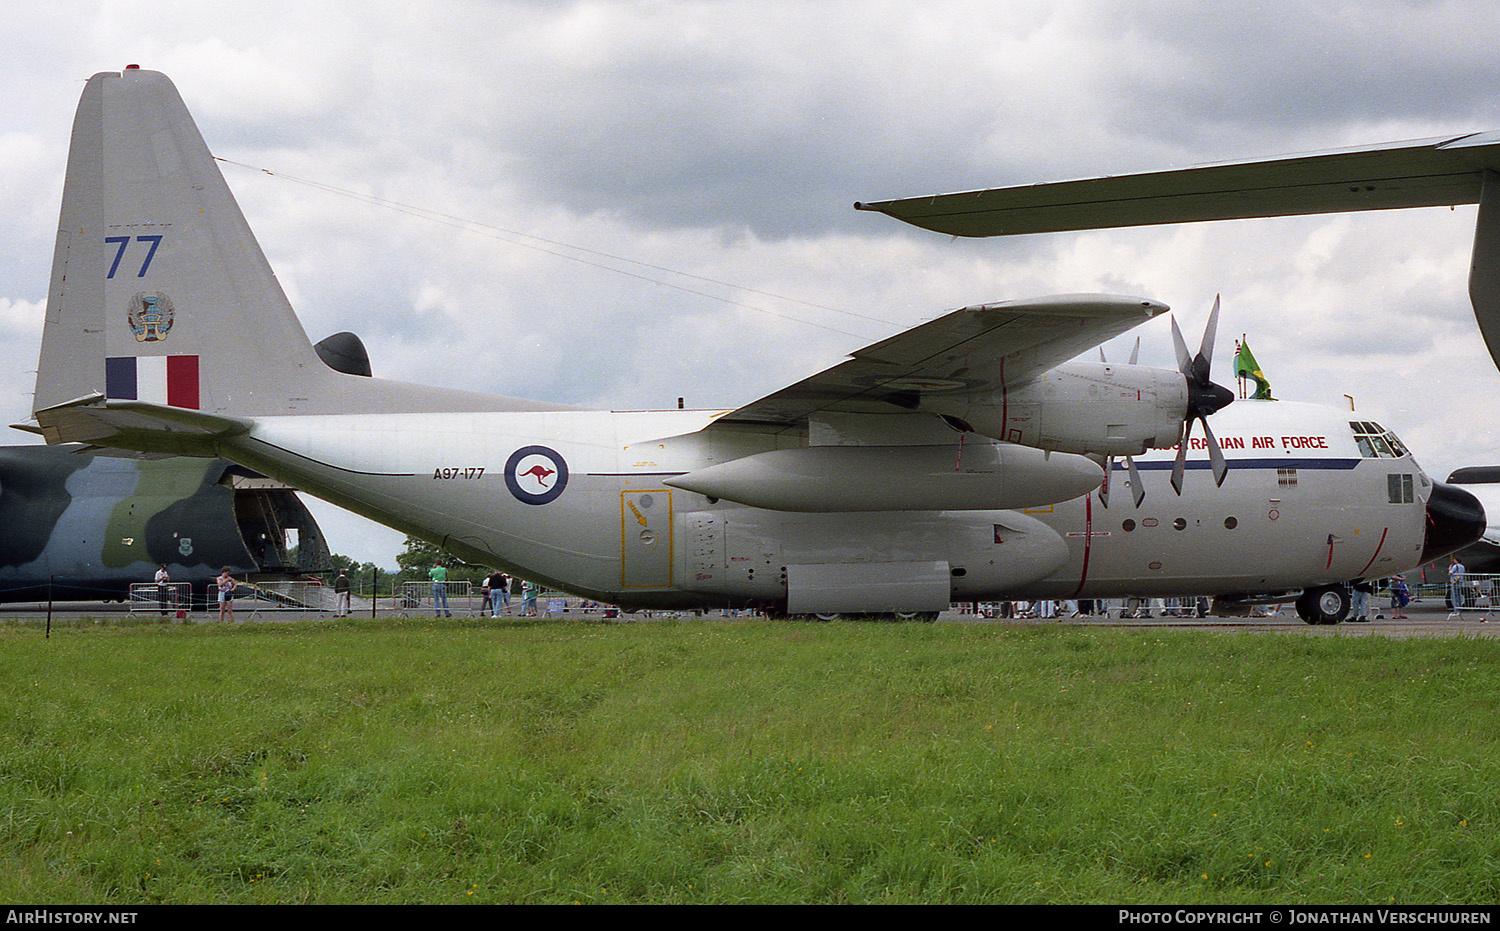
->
[937,361,1187,457]
[663,442,1102,511]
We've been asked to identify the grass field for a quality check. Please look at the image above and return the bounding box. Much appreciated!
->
[1,615,1497,904]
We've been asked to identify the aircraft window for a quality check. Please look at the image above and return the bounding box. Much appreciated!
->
[1224,517,1238,529]
[1388,473,1414,504]
[1173,518,1187,530]
[1122,519,1136,532]
[1349,422,1408,458]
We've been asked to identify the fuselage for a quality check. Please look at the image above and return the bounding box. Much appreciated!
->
[0,446,328,601]
[214,397,1439,611]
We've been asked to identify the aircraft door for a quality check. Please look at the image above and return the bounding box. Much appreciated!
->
[621,489,674,589]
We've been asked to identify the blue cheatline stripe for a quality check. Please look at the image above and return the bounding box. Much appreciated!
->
[1121,458,1363,472]
[104,357,137,399]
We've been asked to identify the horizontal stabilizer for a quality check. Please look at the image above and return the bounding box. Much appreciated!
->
[32,394,252,457]
[856,132,1500,237]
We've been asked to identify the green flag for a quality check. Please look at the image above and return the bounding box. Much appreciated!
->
[1235,340,1273,400]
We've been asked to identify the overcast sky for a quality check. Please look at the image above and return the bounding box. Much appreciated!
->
[6,0,1500,567]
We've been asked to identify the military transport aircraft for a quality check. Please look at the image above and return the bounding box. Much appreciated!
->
[0,444,329,603]
[18,67,1486,624]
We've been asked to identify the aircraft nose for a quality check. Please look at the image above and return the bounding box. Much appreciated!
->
[1421,482,1487,565]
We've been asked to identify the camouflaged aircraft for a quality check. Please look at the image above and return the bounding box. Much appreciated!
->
[0,444,329,603]
[18,67,1490,623]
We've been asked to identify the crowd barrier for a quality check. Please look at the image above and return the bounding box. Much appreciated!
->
[127,582,192,615]
[1450,573,1500,611]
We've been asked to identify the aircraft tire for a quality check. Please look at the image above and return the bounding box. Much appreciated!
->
[894,611,940,622]
[1295,585,1350,625]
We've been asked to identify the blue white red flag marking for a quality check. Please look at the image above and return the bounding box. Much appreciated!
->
[105,355,200,409]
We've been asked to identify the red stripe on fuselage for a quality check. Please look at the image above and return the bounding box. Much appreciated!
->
[1355,527,1389,579]
[1072,492,1093,597]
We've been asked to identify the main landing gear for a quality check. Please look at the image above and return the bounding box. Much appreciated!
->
[1294,585,1351,625]
[812,612,940,622]
[770,611,940,622]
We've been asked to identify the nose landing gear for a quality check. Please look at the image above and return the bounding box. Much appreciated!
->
[1295,584,1351,625]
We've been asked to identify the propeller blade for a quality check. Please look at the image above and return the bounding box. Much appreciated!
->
[1198,295,1221,369]
[1172,417,1193,496]
[1171,315,1192,375]
[1129,336,1140,366]
[1201,417,1229,487]
[1100,455,1113,506]
[1127,455,1145,508]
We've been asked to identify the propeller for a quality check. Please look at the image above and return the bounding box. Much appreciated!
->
[1169,295,1235,495]
[1100,336,1141,366]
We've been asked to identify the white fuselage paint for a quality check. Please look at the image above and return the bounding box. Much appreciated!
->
[217,398,1430,610]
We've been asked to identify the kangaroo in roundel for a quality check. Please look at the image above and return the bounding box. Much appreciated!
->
[520,464,555,487]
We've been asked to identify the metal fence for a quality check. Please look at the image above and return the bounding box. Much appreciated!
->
[127,582,192,615]
[948,597,1235,619]
[1450,573,1500,611]
[130,580,345,615]
[397,580,478,615]
[243,580,332,613]
[126,578,606,618]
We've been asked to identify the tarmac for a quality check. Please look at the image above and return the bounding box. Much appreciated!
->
[3,596,1498,638]
[1002,597,1500,638]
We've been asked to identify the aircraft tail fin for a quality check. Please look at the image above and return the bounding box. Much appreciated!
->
[34,67,324,421]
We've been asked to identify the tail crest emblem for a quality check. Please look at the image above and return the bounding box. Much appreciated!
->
[127,292,175,342]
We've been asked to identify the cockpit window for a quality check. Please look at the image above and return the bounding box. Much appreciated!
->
[1349,422,1409,459]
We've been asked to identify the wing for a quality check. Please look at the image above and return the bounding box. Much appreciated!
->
[854,132,1500,237]
[715,293,1166,429]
